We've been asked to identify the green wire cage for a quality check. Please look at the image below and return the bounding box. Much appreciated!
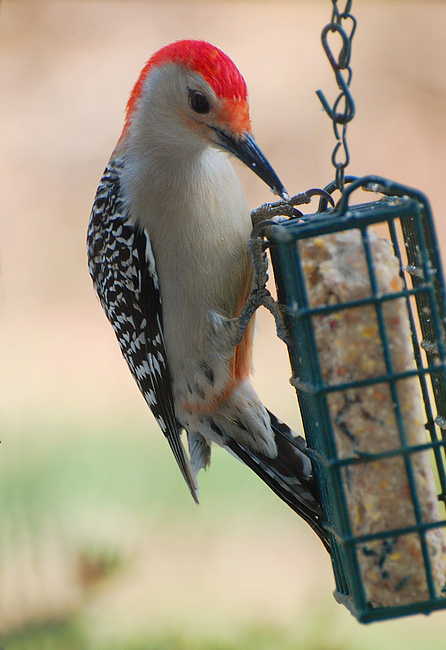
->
[267,175,446,623]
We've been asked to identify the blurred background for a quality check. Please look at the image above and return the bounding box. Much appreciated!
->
[2,0,446,648]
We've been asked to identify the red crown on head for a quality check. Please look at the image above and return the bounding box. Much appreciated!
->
[124,40,249,131]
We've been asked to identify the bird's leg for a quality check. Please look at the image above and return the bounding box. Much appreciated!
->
[208,189,335,355]
[242,188,335,343]
[210,199,296,352]
[208,235,289,356]
[243,235,290,344]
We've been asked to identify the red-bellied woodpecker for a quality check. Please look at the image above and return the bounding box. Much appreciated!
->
[87,40,329,550]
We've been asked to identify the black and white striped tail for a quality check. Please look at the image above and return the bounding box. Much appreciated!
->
[226,410,330,553]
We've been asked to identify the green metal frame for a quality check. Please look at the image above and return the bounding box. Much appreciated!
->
[267,175,446,622]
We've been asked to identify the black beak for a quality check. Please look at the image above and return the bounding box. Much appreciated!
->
[214,129,288,200]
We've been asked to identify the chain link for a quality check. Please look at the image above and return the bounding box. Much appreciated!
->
[316,0,356,191]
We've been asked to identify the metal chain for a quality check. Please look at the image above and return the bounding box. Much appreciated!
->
[316,0,356,191]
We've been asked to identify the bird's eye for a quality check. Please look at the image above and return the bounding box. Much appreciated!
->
[188,90,211,114]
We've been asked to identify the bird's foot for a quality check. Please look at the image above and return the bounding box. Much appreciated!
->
[250,188,335,226]
[208,236,289,355]
[247,235,290,344]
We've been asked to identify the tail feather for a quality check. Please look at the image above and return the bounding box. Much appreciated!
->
[226,409,331,553]
[166,429,200,504]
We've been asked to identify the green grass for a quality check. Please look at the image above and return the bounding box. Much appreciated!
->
[1,415,291,534]
[0,621,346,650]
[3,416,446,649]
[2,620,87,650]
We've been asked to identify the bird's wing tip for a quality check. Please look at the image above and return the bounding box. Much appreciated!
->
[166,429,201,504]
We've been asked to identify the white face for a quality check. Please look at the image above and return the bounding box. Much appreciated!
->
[131,62,249,155]
[125,60,285,200]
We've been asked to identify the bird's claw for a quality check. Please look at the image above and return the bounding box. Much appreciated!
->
[250,187,335,227]
[213,186,334,355]
[246,187,335,346]
[244,235,291,345]
[249,236,269,289]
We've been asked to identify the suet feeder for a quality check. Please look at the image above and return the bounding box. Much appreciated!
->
[257,0,446,622]
[267,175,446,622]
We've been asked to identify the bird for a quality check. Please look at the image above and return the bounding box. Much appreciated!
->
[87,39,329,551]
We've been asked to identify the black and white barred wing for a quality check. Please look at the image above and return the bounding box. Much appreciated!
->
[87,161,199,502]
